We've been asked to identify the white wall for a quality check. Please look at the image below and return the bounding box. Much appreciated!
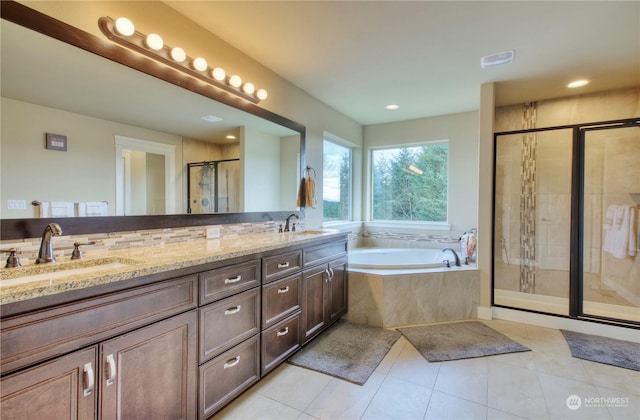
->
[241,126,280,212]
[0,97,184,218]
[363,111,479,232]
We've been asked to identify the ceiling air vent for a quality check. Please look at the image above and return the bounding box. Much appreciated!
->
[480,50,515,69]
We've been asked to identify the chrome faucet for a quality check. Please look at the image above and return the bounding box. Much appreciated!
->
[284,213,299,232]
[441,247,461,267]
[36,223,62,264]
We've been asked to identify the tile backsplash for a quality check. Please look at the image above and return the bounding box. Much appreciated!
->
[1,220,299,265]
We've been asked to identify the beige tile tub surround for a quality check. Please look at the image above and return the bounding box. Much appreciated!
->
[346,267,480,328]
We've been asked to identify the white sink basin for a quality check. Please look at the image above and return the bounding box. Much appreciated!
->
[0,257,137,287]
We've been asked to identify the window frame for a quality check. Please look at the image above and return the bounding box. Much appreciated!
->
[322,138,353,224]
[368,140,450,226]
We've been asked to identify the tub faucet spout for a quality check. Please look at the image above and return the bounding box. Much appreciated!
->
[441,247,460,267]
[36,223,62,264]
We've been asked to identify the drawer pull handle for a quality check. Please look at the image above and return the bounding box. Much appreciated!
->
[277,286,290,294]
[225,275,242,284]
[224,356,241,369]
[83,362,95,397]
[277,262,290,268]
[105,354,116,386]
[277,327,289,337]
[224,305,242,315]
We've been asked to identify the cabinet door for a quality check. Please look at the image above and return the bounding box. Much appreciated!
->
[0,346,97,420]
[328,257,348,323]
[99,310,197,420]
[301,264,328,343]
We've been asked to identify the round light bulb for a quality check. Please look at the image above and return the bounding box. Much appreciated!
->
[211,67,226,81]
[256,89,268,100]
[242,82,255,95]
[229,75,242,88]
[145,33,164,51]
[170,47,186,62]
[114,17,135,36]
[192,57,208,72]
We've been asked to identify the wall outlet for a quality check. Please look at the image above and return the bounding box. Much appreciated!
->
[7,199,27,210]
[206,227,220,239]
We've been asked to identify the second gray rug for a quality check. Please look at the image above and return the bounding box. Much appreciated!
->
[288,320,401,385]
[399,321,530,362]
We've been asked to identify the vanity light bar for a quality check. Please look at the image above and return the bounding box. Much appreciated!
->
[98,16,268,104]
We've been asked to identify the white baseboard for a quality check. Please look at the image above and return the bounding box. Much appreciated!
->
[491,306,639,343]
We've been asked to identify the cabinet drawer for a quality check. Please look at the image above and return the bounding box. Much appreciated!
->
[261,313,300,375]
[199,287,260,363]
[200,259,260,305]
[262,250,302,283]
[199,334,260,419]
[262,273,302,329]
[303,241,347,267]
[1,275,197,375]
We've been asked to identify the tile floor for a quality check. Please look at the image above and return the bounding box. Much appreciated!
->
[215,319,639,420]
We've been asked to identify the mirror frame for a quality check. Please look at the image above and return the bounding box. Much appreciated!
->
[0,1,306,240]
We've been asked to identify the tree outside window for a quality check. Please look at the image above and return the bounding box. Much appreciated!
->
[372,142,448,221]
[323,140,351,221]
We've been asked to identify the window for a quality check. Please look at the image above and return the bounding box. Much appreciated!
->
[371,142,448,221]
[323,140,352,222]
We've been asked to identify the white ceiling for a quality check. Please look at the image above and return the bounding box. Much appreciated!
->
[165,1,640,125]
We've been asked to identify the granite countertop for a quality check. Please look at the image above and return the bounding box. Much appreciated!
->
[0,230,343,305]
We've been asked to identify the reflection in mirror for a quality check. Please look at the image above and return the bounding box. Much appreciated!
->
[1,17,302,219]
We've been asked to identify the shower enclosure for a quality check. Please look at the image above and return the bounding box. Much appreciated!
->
[493,118,639,326]
[187,159,240,214]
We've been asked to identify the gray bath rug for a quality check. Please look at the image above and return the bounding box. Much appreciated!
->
[561,330,640,371]
[399,321,530,362]
[287,320,401,385]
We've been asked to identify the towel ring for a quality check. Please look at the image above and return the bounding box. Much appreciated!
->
[305,165,316,178]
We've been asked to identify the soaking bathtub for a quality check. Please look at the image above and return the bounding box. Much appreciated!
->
[346,248,479,327]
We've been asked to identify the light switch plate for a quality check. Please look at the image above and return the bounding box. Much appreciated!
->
[7,199,27,210]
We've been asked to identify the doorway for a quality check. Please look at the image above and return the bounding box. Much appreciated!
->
[114,135,176,215]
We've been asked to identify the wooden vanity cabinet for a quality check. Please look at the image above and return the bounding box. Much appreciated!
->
[0,346,97,420]
[301,241,348,344]
[0,275,199,420]
[0,234,348,420]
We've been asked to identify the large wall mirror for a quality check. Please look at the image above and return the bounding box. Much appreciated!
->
[0,2,305,239]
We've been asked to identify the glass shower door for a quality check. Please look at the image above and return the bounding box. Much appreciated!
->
[582,124,639,323]
[493,129,573,315]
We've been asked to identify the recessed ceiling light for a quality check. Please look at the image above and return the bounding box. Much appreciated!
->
[200,115,222,123]
[567,79,590,88]
[386,104,399,110]
[226,135,236,140]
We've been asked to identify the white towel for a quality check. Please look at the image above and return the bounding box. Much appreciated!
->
[610,205,637,259]
[40,201,75,217]
[77,201,108,217]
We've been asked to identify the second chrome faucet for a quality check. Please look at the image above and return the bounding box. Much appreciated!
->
[36,222,62,264]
